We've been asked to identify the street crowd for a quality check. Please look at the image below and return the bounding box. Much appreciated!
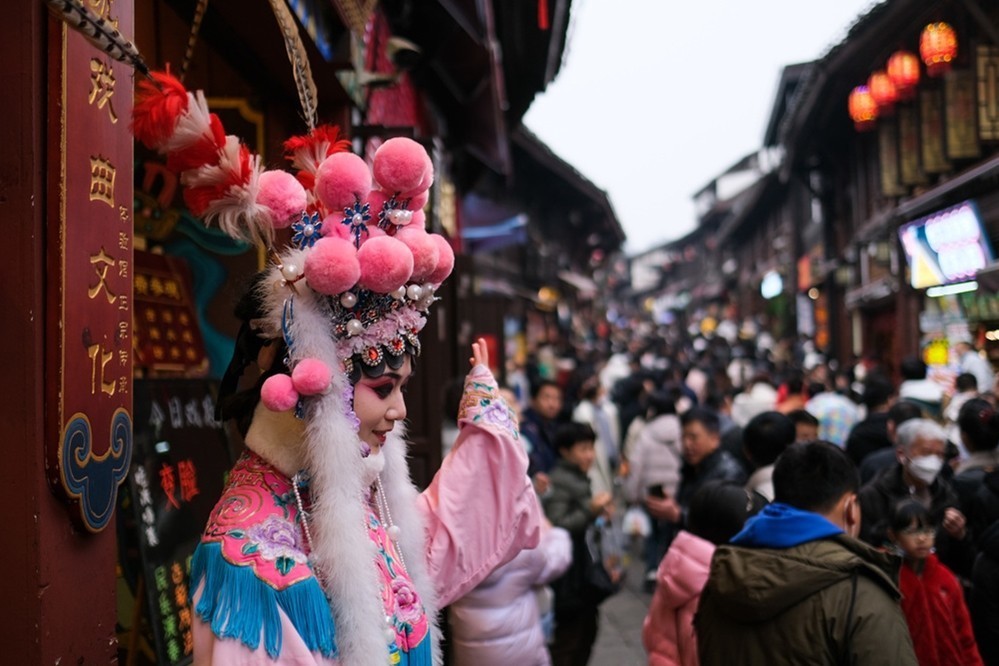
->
[445,322,999,665]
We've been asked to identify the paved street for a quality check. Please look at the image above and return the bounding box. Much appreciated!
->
[590,539,653,665]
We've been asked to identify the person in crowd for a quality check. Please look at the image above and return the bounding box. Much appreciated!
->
[898,354,944,419]
[972,518,999,665]
[887,499,984,666]
[775,370,808,414]
[956,397,999,477]
[945,372,981,452]
[858,418,976,578]
[952,397,999,512]
[448,513,572,665]
[543,421,615,666]
[858,399,924,484]
[523,379,565,494]
[695,441,917,665]
[805,377,861,448]
[645,407,747,529]
[954,339,996,399]
[730,372,778,428]
[623,390,683,583]
[786,408,819,443]
[613,370,655,455]
[642,480,765,666]
[845,373,896,466]
[573,376,621,496]
[743,411,795,502]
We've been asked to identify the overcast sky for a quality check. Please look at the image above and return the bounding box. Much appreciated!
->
[524,0,879,256]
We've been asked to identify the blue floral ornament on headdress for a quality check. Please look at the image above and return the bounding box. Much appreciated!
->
[342,201,371,247]
[291,211,323,249]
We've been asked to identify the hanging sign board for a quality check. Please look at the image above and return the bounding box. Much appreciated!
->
[45,5,134,532]
[126,378,232,665]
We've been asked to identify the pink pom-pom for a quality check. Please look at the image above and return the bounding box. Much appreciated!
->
[320,215,351,239]
[410,209,426,229]
[292,358,332,395]
[304,237,360,295]
[406,190,429,211]
[373,138,430,193]
[427,234,455,285]
[400,166,434,199]
[257,170,307,229]
[394,226,440,283]
[315,153,372,210]
[357,236,414,292]
[361,226,386,241]
[261,374,299,412]
[366,189,391,217]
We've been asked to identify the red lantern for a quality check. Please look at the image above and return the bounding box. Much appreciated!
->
[848,85,878,131]
[887,50,920,100]
[868,71,898,114]
[920,22,958,77]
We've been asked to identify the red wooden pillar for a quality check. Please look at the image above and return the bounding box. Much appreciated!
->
[0,1,132,661]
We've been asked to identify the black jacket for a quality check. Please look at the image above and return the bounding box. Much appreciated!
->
[972,521,999,666]
[677,448,748,510]
[858,464,976,578]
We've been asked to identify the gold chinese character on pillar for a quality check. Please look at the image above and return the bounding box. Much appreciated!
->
[88,59,118,124]
[89,156,116,207]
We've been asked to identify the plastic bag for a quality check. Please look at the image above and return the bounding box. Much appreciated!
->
[623,505,652,537]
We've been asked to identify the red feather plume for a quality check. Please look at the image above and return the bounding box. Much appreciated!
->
[166,113,226,173]
[131,68,189,150]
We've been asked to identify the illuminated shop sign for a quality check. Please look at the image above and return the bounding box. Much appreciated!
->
[898,200,995,290]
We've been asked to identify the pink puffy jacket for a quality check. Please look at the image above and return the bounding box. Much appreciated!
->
[642,530,715,666]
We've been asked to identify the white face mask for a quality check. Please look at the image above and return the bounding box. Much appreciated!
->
[907,454,943,485]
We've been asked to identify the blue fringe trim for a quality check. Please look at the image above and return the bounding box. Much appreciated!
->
[401,636,433,666]
[190,541,337,659]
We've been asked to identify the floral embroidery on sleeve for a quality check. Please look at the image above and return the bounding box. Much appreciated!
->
[457,365,520,439]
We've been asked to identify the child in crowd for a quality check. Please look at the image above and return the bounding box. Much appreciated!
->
[888,499,983,666]
[544,422,615,666]
[623,391,683,582]
[643,480,765,666]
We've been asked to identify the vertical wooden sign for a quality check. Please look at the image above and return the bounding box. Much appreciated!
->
[46,2,134,532]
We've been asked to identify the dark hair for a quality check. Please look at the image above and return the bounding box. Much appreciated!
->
[645,390,676,419]
[889,498,935,534]
[743,411,795,466]
[861,373,895,410]
[900,355,927,381]
[687,480,767,546]
[530,379,561,401]
[786,409,819,428]
[955,372,980,393]
[888,400,923,426]
[578,376,601,402]
[806,381,827,399]
[680,406,720,434]
[958,397,999,453]
[555,421,596,452]
[785,371,804,395]
[773,441,860,513]
[216,272,288,435]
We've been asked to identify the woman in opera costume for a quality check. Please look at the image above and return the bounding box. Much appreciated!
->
[131,70,540,665]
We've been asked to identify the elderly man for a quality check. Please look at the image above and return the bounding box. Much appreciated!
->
[858,418,976,577]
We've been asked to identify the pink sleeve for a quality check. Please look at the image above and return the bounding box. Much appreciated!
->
[418,364,542,607]
[192,583,339,666]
